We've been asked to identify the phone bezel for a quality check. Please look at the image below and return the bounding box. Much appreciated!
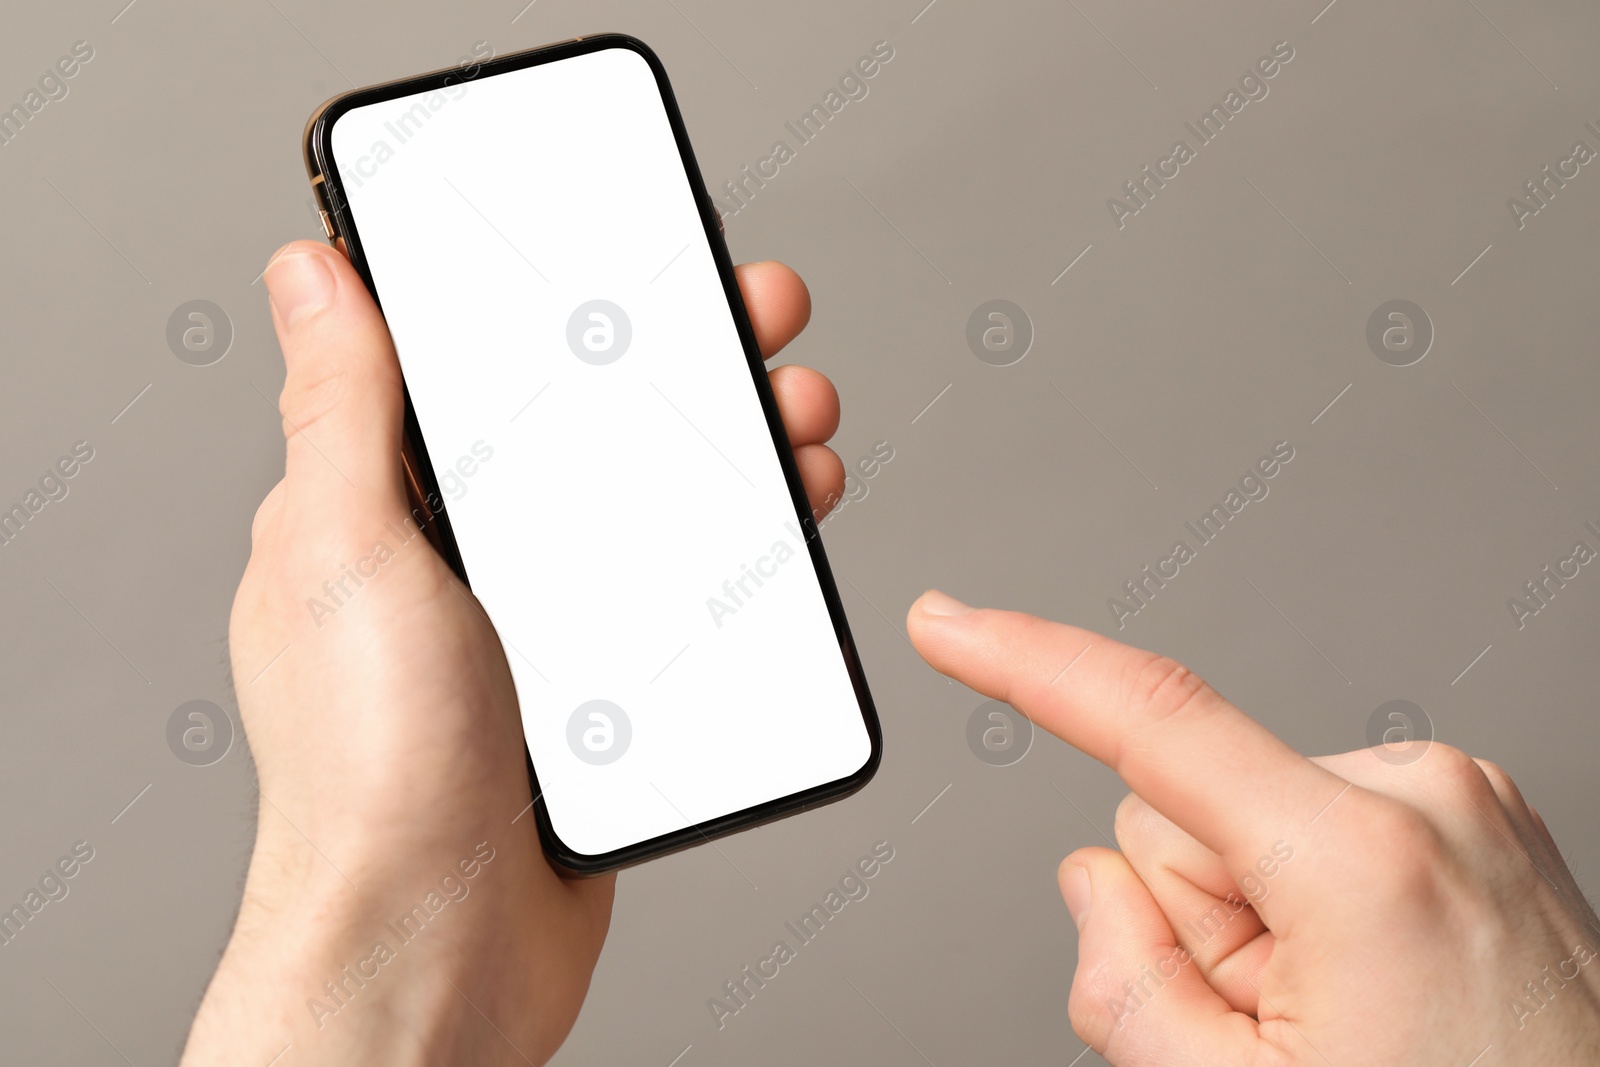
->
[302,33,882,875]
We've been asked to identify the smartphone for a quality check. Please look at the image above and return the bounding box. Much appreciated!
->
[302,35,880,874]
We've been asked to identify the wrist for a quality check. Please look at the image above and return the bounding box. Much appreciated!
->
[185,811,528,1065]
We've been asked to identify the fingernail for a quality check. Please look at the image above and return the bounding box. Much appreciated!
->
[919,589,973,617]
[265,251,336,327]
[1061,863,1091,930]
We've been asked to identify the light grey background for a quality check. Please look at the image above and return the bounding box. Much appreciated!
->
[3,0,1599,1063]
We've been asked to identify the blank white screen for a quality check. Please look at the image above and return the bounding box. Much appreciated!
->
[330,45,871,858]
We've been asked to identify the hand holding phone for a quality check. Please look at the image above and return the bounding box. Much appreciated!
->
[183,244,844,1064]
[304,35,880,873]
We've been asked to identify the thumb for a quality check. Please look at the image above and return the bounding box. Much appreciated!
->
[263,241,407,508]
[1062,847,1255,1065]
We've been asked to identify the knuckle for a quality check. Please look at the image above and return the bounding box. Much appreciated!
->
[1355,795,1432,851]
[1473,758,1526,806]
[1124,654,1213,726]
[1348,795,1448,900]
[1421,744,1500,806]
[1113,792,1157,852]
[1422,742,1474,778]
[277,361,350,442]
[1473,758,1510,789]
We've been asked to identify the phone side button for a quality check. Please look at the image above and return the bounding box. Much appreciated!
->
[318,209,336,241]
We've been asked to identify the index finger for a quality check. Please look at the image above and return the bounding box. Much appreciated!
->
[906,591,1347,867]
